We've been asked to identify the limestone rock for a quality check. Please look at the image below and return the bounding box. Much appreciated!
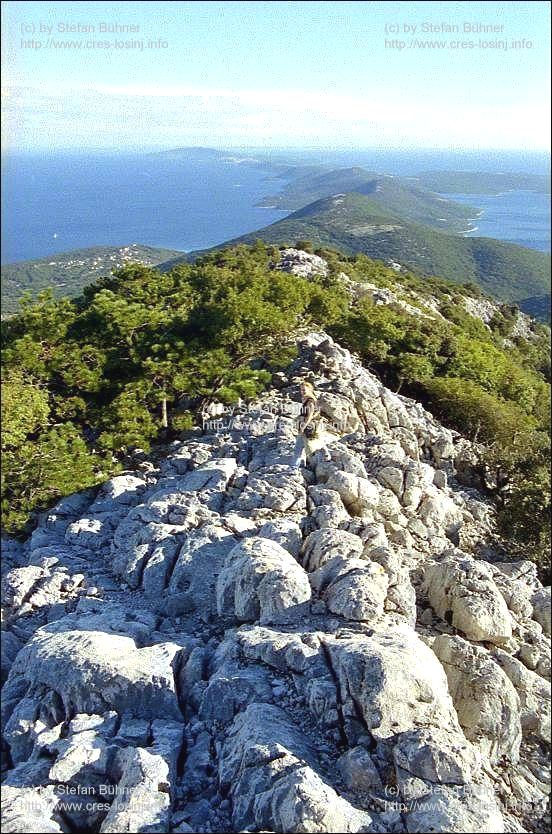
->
[424,554,513,644]
[276,248,329,278]
[405,782,504,833]
[393,726,480,788]
[217,537,311,623]
[338,746,383,792]
[492,649,551,743]
[1,785,63,833]
[302,528,364,572]
[308,485,349,529]
[99,747,171,833]
[1,630,22,684]
[2,566,46,610]
[259,519,303,558]
[324,627,461,740]
[4,608,184,723]
[325,470,379,515]
[531,587,551,636]
[1,329,549,834]
[219,703,374,833]
[432,635,521,763]
[309,557,388,622]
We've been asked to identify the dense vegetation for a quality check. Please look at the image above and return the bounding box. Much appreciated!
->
[1,244,182,315]
[1,243,550,577]
[0,243,347,534]
[210,193,551,311]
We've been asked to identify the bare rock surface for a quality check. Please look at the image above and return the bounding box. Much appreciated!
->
[2,327,549,833]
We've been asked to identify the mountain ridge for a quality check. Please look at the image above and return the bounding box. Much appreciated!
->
[181,192,550,308]
[256,166,478,231]
[2,328,550,833]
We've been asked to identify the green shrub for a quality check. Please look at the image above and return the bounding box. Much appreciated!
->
[2,243,550,576]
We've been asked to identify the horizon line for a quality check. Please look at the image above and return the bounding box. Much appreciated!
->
[2,144,551,155]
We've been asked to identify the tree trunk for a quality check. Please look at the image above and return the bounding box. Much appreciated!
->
[161,397,168,429]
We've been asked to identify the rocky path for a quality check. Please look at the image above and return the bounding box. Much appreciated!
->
[1,333,550,833]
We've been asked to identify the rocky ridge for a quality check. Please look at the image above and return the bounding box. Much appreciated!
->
[1,328,550,833]
[273,247,539,342]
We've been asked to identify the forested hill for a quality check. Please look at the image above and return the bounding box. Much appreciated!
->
[256,166,477,231]
[181,193,551,309]
[2,243,550,578]
[3,176,549,318]
[1,244,183,315]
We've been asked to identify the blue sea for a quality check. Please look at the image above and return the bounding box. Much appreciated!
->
[1,152,289,264]
[444,191,550,252]
[1,149,550,264]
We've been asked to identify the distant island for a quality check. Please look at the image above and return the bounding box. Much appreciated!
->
[148,145,321,178]
[413,170,551,195]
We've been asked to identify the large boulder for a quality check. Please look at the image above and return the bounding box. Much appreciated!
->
[199,663,273,724]
[233,466,307,514]
[423,554,513,645]
[531,587,551,637]
[167,524,238,615]
[3,607,184,725]
[99,747,171,833]
[219,703,374,833]
[88,474,147,514]
[307,485,349,529]
[258,519,303,558]
[432,635,521,763]
[337,746,383,792]
[323,627,461,740]
[216,537,311,623]
[111,518,184,590]
[302,528,364,572]
[316,391,363,435]
[393,726,480,789]
[325,471,380,516]
[276,248,329,279]
[492,649,551,743]
[309,557,388,623]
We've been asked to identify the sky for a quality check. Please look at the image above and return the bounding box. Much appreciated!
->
[1,0,551,152]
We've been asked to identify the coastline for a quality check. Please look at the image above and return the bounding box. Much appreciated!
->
[462,208,484,235]
[452,192,550,251]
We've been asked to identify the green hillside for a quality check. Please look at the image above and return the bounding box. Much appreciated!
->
[192,193,551,305]
[258,166,476,231]
[1,244,183,315]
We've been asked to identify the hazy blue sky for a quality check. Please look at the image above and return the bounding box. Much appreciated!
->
[2,0,550,151]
